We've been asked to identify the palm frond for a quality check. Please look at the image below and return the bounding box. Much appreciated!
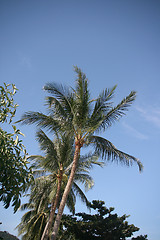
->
[90,85,117,122]
[36,129,58,156]
[44,82,74,117]
[72,182,90,207]
[74,173,94,191]
[77,153,104,171]
[66,188,76,215]
[73,66,90,129]
[58,134,74,165]
[32,169,48,178]
[18,111,60,132]
[64,162,73,174]
[28,155,46,162]
[19,203,31,211]
[88,135,143,172]
[31,212,46,237]
[29,155,58,178]
[19,212,46,240]
[102,91,137,129]
[41,156,60,172]
[28,177,52,211]
[20,210,35,224]
[45,96,75,134]
[48,181,58,202]
[46,96,67,117]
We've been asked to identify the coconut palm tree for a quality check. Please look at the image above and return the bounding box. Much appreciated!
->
[19,67,143,239]
[16,177,51,240]
[27,130,103,240]
[17,131,102,240]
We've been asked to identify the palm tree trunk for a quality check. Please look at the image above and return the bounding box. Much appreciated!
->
[41,171,63,240]
[51,144,81,240]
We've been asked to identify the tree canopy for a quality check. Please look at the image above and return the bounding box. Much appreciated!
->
[0,231,19,240]
[59,200,148,240]
[0,83,32,212]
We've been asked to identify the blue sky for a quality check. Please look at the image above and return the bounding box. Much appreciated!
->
[0,0,160,239]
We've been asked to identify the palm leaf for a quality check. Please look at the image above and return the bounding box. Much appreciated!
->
[28,155,46,162]
[66,187,76,214]
[74,173,94,191]
[87,135,143,171]
[72,182,90,207]
[77,153,104,171]
[91,85,117,121]
[44,82,74,117]
[73,66,90,130]
[18,111,60,132]
[19,203,31,211]
[36,129,59,161]
[102,91,137,129]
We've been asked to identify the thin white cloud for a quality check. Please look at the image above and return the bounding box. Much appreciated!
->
[135,106,160,128]
[122,122,149,140]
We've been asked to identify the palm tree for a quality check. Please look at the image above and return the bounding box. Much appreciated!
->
[27,130,103,240]
[16,177,51,240]
[19,67,143,239]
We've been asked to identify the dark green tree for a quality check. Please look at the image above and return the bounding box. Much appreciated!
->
[132,235,148,240]
[0,83,32,212]
[59,200,146,240]
[19,67,143,239]
[0,231,19,240]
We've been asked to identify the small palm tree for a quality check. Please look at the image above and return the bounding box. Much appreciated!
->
[26,130,103,240]
[20,67,143,239]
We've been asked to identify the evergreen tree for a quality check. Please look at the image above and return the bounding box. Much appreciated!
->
[59,200,147,240]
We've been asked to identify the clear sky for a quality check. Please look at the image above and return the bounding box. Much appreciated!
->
[0,0,160,239]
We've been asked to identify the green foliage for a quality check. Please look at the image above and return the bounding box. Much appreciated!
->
[17,209,47,240]
[0,231,19,240]
[59,200,146,240]
[132,235,148,240]
[0,83,32,212]
[16,177,50,240]
[0,83,18,123]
